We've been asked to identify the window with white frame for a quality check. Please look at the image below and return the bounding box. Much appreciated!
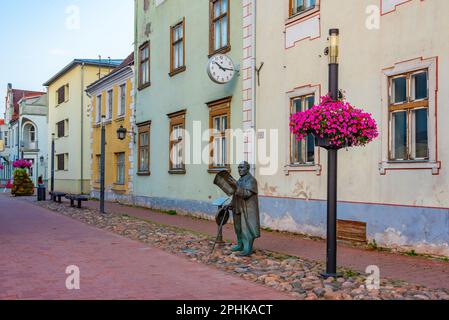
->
[170,19,185,75]
[96,94,102,124]
[380,57,438,175]
[118,84,126,117]
[389,70,429,161]
[56,84,69,105]
[291,94,315,165]
[207,97,231,171]
[116,153,125,185]
[57,153,68,171]
[212,114,228,168]
[139,42,150,89]
[138,122,151,175]
[290,0,316,17]
[107,89,113,120]
[210,0,230,54]
[171,124,183,169]
[168,111,186,172]
[29,126,36,143]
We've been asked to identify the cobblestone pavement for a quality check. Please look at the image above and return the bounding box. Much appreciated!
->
[81,199,449,291]
[0,195,291,300]
[12,195,449,300]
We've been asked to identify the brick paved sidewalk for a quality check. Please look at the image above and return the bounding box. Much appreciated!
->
[82,199,449,290]
[0,195,291,300]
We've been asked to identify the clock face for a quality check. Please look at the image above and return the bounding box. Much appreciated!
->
[207,54,236,84]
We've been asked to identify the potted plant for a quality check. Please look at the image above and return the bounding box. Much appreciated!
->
[290,94,379,150]
[11,160,34,196]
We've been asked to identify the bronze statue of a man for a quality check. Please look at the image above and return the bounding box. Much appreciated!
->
[231,161,260,256]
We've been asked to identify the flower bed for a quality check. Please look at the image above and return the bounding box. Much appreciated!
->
[290,95,379,148]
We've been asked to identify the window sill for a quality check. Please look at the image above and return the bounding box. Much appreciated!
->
[55,100,69,108]
[169,66,186,77]
[168,168,186,175]
[112,184,126,193]
[284,164,322,176]
[115,116,125,122]
[137,171,151,176]
[208,166,231,174]
[379,161,441,175]
[286,5,320,26]
[208,45,231,58]
[138,82,151,91]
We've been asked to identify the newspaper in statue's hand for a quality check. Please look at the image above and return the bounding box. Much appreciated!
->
[213,171,237,196]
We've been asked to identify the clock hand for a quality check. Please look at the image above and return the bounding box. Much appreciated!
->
[213,61,226,71]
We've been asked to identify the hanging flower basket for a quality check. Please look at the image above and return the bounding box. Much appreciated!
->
[290,94,379,150]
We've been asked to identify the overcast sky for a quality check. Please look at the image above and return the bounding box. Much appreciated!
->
[0,0,134,115]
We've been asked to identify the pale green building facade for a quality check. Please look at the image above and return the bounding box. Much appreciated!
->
[130,0,249,217]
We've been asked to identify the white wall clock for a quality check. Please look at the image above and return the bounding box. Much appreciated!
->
[207,54,236,84]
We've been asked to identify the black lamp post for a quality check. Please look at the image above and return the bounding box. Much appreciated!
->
[50,133,55,195]
[321,28,341,278]
[99,121,127,214]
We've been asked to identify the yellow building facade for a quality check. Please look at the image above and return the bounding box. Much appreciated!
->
[87,54,135,199]
[44,59,122,194]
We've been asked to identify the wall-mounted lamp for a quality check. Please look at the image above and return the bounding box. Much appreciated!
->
[117,125,127,141]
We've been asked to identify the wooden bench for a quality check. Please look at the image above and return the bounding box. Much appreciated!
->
[65,194,89,208]
[51,192,67,203]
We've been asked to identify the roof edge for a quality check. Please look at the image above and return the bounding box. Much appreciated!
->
[43,59,122,87]
[86,65,133,93]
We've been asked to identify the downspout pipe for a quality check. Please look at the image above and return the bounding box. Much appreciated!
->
[17,120,20,159]
[132,0,138,206]
[251,0,257,175]
[80,62,85,194]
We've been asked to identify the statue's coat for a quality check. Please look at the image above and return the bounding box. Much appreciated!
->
[232,173,260,240]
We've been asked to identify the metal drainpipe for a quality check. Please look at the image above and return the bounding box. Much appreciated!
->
[132,0,138,206]
[17,121,20,159]
[251,0,257,175]
[80,63,85,194]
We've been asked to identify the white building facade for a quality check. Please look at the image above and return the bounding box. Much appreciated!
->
[254,0,449,256]
[2,84,46,186]
[18,94,49,186]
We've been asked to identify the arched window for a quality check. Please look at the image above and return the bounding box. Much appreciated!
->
[29,126,36,142]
